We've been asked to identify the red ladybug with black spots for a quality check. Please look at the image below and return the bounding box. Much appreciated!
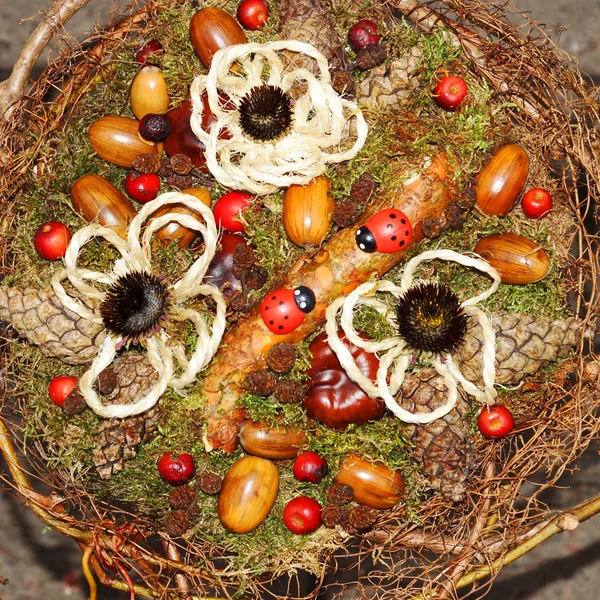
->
[356,208,413,253]
[260,286,316,334]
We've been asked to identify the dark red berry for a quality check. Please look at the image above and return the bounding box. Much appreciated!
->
[157,453,195,485]
[433,76,468,111]
[34,222,71,260]
[139,113,171,142]
[347,20,380,52]
[283,496,322,534]
[125,172,161,204]
[136,39,164,65]
[237,0,270,30]
[293,451,328,483]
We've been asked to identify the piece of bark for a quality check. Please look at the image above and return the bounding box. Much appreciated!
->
[201,155,457,452]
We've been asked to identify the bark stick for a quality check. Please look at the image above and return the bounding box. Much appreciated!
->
[201,155,457,452]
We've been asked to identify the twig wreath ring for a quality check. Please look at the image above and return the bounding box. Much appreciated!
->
[325,249,502,424]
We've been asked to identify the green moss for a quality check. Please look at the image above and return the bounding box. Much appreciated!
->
[418,28,462,83]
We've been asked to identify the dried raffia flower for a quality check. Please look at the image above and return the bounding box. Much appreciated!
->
[198,472,222,495]
[190,41,368,194]
[244,369,278,396]
[266,342,296,373]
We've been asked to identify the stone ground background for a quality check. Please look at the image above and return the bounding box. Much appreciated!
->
[1,1,599,599]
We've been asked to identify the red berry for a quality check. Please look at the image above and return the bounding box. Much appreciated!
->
[125,172,161,204]
[212,191,254,233]
[237,0,270,30]
[521,187,553,219]
[260,286,316,334]
[433,75,468,111]
[283,496,322,534]
[477,405,515,439]
[34,221,71,260]
[347,19,380,52]
[136,39,164,65]
[356,208,412,253]
[157,453,195,485]
[48,375,78,407]
[293,451,328,484]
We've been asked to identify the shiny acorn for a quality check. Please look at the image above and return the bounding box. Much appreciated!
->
[260,286,316,334]
[217,456,279,534]
[239,420,307,459]
[356,208,412,253]
[283,176,335,247]
[475,144,530,216]
[88,116,162,168]
[190,7,247,68]
[335,454,405,509]
[71,174,137,239]
[130,66,170,120]
[474,232,550,284]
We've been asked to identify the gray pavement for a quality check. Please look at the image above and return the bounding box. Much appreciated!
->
[1,1,600,599]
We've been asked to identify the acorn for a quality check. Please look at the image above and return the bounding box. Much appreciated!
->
[130,66,170,120]
[189,7,247,68]
[217,456,279,534]
[283,176,335,248]
[334,454,405,509]
[475,144,530,216]
[239,420,307,459]
[70,174,137,238]
[88,116,162,168]
[474,232,550,284]
[149,201,208,249]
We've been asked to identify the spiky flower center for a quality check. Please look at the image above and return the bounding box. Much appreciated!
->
[100,271,168,339]
[396,282,468,354]
[238,85,293,141]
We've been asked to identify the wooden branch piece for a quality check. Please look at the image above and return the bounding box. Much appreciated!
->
[201,155,457,452]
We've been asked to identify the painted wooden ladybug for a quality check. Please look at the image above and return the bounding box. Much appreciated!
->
[260,286,316,334]
[356,208,413,253]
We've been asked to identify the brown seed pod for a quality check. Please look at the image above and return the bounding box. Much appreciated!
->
[130,65,170,120]
[335,454,404,509]
[273,378,305,404]
[239,420,307,459]
[190,7,247,68]
[326,482,354,505]
[283,176,335,247]
[165,510,191,537]
[474,232,550,284]
[198,472,223,495]
[475,144,530,216]
[168,485,196,509]
[71,174,137,239]
[88,116,162,168]
[244,369,277,396]
[132,153,161,174]
[321,504,344,528]
[217,456,279,534]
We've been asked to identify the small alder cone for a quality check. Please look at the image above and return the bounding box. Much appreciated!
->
[168,486,196,509]
[198,472,223,495]
[0,287,105,365]
[165,510,191,537]
[266,342,296,373]
[244,369,277,396]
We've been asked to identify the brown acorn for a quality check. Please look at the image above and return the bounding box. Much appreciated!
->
[71,174,137,238]
[474,232,550,284]
[475,144,530,216]
[283,176,335,247]
[239,420,307,459]
[130,66,170,120]
[88,116,162,168]
[218,456,279,534]
[334,454,405,509]
[190,7,247,68]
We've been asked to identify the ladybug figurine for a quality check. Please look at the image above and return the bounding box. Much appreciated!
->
[260,286,316,334]
[356,208,413,253]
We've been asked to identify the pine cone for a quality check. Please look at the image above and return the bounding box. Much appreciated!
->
[233,244,256,270]
[279,0,347,72]
[92,407,160,480]
[356,48,421,108]
[350,173,376,205]
[170,154,194,175]
[456,312,582,386]
[332,199,362,228]
[0,287,105,365]
[399,370,472,502]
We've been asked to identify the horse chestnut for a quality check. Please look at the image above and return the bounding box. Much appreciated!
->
[303,332,385,429]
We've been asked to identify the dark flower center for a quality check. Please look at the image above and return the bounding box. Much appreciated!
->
[238,85,293,141]
[100,271,168,339]
[396,282,468,354]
